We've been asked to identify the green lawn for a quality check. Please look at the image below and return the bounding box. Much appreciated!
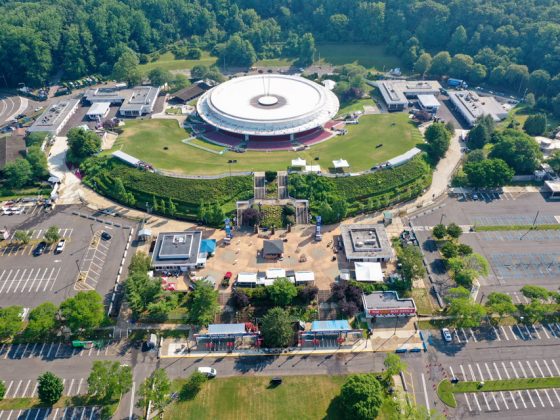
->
[316,43,402,72]
[411,288,434,315]
[165,375,347,420]
[255,57,295,67]
[338,98,377,116]
[111,114,422,175]
[139,51,217,73]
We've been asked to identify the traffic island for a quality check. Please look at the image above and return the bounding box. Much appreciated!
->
[438,377,560,407]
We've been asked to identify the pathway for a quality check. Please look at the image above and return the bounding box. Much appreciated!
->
[277,171,289,199]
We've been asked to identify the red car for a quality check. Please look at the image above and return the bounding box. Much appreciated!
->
[224,272,232,281]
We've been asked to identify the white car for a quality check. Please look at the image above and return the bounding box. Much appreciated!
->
[441,328,453,342]
[197,367,217,378]
[55,239,66,254]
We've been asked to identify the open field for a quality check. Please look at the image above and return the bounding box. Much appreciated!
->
[338,97,377,116]
[111,114,422,175]
[316,43,402,72]
[165,375,346,420]
[138,51,217,73]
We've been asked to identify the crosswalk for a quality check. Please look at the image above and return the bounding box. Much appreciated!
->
[0,266,61,294]
[450,359,560,413]
[0,341,121,360]
[443,322,560,344]
[0,406,102,419]
[75,231,111,291]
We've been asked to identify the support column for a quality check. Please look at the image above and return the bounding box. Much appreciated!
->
[244,134,249,141]
[290,133,295,141]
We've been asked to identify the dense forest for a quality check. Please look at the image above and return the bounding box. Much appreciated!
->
[2,0,560,109]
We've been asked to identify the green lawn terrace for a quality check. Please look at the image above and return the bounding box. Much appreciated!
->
[110,113,422,176]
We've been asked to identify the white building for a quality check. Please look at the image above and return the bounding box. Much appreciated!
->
[86,102,111,121]
[448,91,508,127]
[377,80,441,111]
[27,100,80,135]
[417,94,440,113]
[119,86,160,117]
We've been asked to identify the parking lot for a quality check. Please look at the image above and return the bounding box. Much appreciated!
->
[410,193,560,290]
[0,406,103,420]
[0,205,134,308]
[447,358,560,415]
[0,340,124,361]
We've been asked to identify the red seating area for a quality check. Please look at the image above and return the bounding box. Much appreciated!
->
[199,123,336,150]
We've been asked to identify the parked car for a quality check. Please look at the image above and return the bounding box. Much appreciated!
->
[197,367,217,378]
[33,241,47,257]
[55,239,66,254]
[100,231,112,241]
[441,328,452,342]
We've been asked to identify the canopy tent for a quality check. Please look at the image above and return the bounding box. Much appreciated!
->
[354,262,384,282]
[200,239,217,255]
[332,159,349,169]
[304,165,321,173]
[294,271,315,283]
[266,268,286,279]
[291,157,307,167]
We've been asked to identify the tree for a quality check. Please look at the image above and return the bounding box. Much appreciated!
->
[137,368,170,414]
[268,278,298,307]
[440,241,458,259]
[429,51,451,76]
[485,292,516,319]
[59,291,104,332]
[0,306,23,340]
[446,223,462,239]
[185,280,219,326]
[467,124,490,149]
[528,69,551,97]
[339,374,383,420]
[449,54,474,80]
[88,361,132,402]
[44,226,60,245]
[525,92,536,108]
[168,198,177,216]
[448,26,467,54]
[260,307,293,348]
[465,149,485,164]
[25,132,48,148]
[180,372,207,400]
[432,224,447,239]
[397,245,426,285]
[219,34,256,67]
[37,372,64,405]
[148,67,173,87]
[170,74,191,92]
[297,33,315,67]
[26,145,48,180]
[549,150,560,173]
[414,53,432,75]
[25,302,57,340]
[464,159,514,188]
[520,285,550,301]
[230,289,250,310]
[0,380,5,400]
[457,243,473,256]
[384,353,407,381]
[446,291,486,328]
[113,49,141,86]
[522,300,548,324]
[67,128,101,163]
[424,123,451,163]
[13,230,31,244]
[3,159,32,188]
[129,251,152,274]
[523,114,547,136]
[490,130,543,174]
[125,272,163,317]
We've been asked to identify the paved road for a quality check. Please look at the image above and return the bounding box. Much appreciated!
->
[0,94,26,125]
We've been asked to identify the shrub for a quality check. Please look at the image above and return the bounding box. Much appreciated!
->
[231,289,250,309]
[180,372,207,400]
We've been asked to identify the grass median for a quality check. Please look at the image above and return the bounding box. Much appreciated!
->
[438,377,560,407]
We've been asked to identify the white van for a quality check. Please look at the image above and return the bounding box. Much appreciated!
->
[197,367,217,378]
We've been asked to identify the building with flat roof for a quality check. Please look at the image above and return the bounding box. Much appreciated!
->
[119,86,160,117]
[172,79,217,104]
[417,94,440,113]
[151,231,203,270]
[545,180,560,199]
[340,224,393,262]
[362,291,416,318]
[262,239,284,259]
[83,88,125,105]
[27,100,80,135]
[86,102,111,121]
[377,80,441,111]
[448,91,508,127]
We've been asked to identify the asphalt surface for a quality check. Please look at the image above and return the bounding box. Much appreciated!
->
[0,204,134,308]
[0,93,24,125]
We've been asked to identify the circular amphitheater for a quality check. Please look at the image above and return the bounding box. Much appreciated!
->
[196,74,339,146]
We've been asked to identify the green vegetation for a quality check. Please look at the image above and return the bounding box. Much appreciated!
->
[37,372,64,405]
[111,114,421,175]
[139,51,217,73]
[411,288,434,315]
[59,291,104,333]
[185,281,219,327]
[439,377,560,407]
[165,375,347,420]
[316,44,402,72]
[260,307,294,348]
[138,369,170,416]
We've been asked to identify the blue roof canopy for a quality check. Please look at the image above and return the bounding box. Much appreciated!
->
[207,323,246,335]
[311,320,352,332]
[200,239,217,254]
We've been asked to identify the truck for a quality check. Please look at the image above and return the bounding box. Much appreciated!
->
[447,78,468,89]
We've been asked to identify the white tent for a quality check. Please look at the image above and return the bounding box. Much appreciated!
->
[294,271,315,283]
[291,157,307,167]
[304,165,321,173]
[333,159,349,169]
[354,262,384,282]
[266,268,286,279]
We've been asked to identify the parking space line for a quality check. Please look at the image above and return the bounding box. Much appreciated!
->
[510,361,519,378]
[460,328,469,342]
[38,343,45,356]
[453,329,461,343]
[492,326,501,341]
[499,326,509,340]
[22,268,40,294]
[525,389,537,408]
[4,269,20,293]
[27,343,36,358]
[4,380,13,397]
[31,382,37,397]
[525,361,537,377]
[525,324,536,339]
[0,269,13,293]
[421,374,430,411]
[11,380,22,398]
[518,361,528,377]
[515,324,526,340]
[469,329,477,342]
[21,380,31,397]
[76,378,83,395]
[47,343,55,358]
[547,324,557,337]
[48,266,61,292]
[54,342,62,358]
[483,363,500,410]
[541,324,550,339]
